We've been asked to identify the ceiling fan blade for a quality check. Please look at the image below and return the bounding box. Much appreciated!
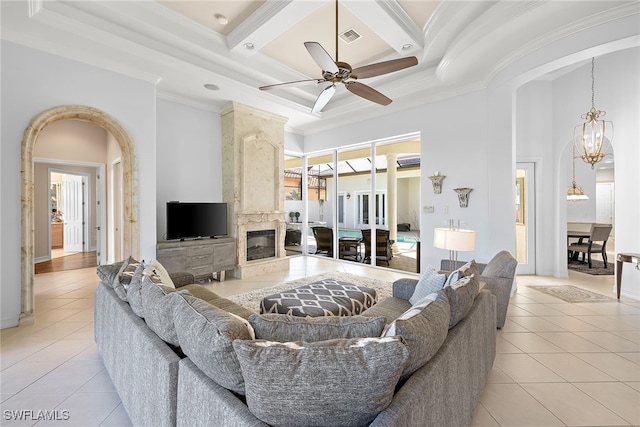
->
[312,84,337,113]
[345,81,392,106]
[304,41,339,74]
[259,79,325,91]
[351,56,418,79]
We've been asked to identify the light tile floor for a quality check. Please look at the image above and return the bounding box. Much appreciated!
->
[1,256,639,426]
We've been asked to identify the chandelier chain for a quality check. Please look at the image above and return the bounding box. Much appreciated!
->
[591,57,595,109]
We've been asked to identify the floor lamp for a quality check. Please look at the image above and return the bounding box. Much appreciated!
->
[434,221,476,271]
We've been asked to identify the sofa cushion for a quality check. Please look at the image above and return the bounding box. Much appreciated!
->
[443,275,479,328]
[96,261,123,286]
[383,290,450,379]
[360,296,412,322]
[172,293,253,395]
[409,266,446,305]
[249,314,386,342]
[141,282,187,346]
[233,337,408,427]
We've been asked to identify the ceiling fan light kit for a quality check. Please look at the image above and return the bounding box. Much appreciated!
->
[258,0,418,113]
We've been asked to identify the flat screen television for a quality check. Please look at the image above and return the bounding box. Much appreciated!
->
[166,202,227,240]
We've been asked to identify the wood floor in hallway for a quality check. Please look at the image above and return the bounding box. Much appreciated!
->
[35,251,97,274]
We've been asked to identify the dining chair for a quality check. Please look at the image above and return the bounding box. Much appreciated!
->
[568,223,613,268]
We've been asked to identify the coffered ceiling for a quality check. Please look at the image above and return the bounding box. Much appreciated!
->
[2,1,638,134]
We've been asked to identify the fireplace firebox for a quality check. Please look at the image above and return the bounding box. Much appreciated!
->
[246,230,276,261]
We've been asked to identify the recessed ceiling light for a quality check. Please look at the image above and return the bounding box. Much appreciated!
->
[402,44,413,51]
[244,43,255,50]
[204,84,220,91]
[214,13,228,25]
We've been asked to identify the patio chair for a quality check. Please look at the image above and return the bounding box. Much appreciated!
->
[361,229,393,265]
[568,223,612,268]
[311,226,333,257]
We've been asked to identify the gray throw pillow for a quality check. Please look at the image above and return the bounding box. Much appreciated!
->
[409,266,446,305]
[111,260,130,301]
[140,282,187,346]
[119,256,141,286]
[442,275,479,328]
[96,261,123,286]
[173,293,253,395]
[233,337,408,427]
[249,314,386,342]
[383,290,450,379]
[125,262,146,317]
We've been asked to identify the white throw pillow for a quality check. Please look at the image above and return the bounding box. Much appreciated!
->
[144,259,175,288]
[409,266,446,305]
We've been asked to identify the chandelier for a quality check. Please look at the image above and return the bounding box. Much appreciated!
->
[567,144,589,202]
[573,57,612,169]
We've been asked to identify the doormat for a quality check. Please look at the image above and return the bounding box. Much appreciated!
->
[567,259,614,276]
[527,285,613,303]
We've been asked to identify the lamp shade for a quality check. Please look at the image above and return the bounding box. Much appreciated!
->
[433,228,475,251]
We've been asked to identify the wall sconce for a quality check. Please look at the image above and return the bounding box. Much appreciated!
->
[428,171,446,194]
[454,188,473,208]
[346,193,351,200]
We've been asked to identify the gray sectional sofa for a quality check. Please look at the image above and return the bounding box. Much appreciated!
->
[95,259,497,427]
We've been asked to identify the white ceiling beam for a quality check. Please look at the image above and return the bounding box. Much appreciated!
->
[341,0,423,55]
[228,0,325,56]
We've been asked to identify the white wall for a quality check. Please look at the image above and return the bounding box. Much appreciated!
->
[1,41,157,328]
[155,99,223,241]
[551,48,640,297]
[304,90,497,270]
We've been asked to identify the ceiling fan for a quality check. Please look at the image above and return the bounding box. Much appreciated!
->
[259,0,418,113]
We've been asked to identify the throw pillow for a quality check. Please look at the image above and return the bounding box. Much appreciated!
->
[249,314,386,342]
[111,260,130,301]
[444,259,480,288]
[233,337,409,427]
[409,266,446,305]
[119,256,141,286]
[442,275,479,328]
[140,281,188,346]
[96,261,123,286]
[383,290,450,379]
[144,259,175,288]
[125,262,146,317]
[172,293,253,395]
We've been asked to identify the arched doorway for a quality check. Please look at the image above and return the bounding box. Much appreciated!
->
[20,105,139,325]
[562,137,615,276]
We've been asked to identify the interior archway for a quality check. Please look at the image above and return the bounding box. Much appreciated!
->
[20,105,138,325]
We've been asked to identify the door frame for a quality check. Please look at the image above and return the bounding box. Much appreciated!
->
[516,161,537,275]
[46,166,99,258]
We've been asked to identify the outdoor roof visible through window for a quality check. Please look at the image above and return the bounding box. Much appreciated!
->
[299,154,420,177]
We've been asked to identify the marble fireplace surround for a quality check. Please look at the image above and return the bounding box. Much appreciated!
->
[222,102,289,278]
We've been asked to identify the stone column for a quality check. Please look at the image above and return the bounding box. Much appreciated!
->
[221,102,290,278]
[386,153,398,252]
